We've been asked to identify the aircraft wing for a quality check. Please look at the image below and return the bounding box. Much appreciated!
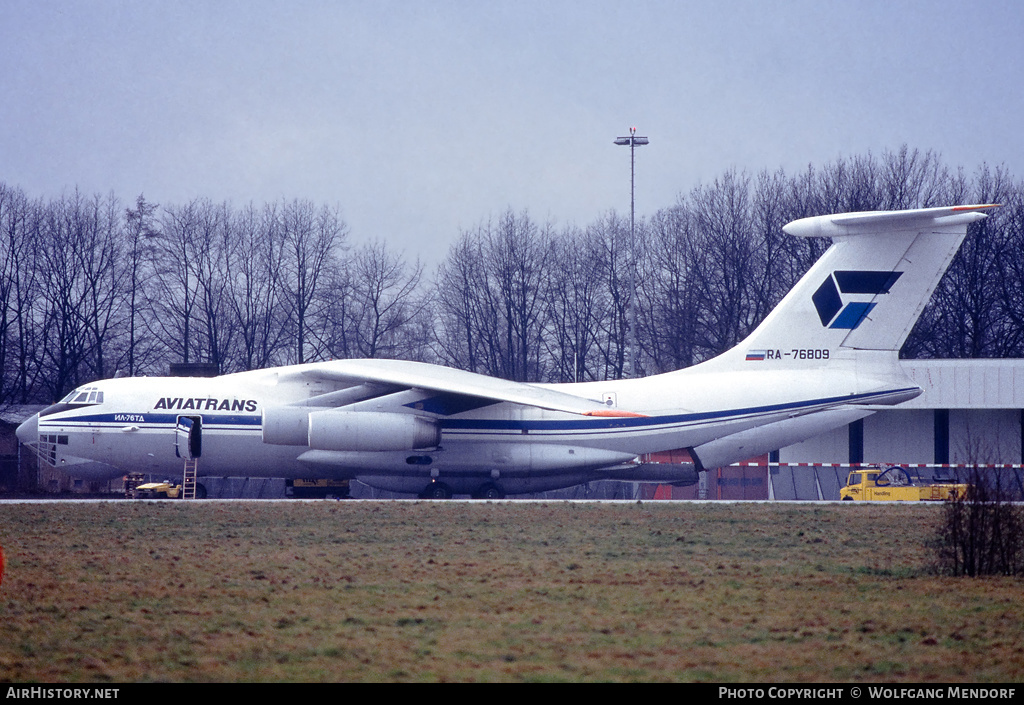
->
[273,358,642,417]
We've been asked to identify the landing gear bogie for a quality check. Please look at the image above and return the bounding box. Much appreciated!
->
[419,481,453,500]
[472,482,505,500]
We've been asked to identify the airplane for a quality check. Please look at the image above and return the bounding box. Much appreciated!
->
[16,204,998,499]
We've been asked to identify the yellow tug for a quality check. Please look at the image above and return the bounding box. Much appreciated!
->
[840,466,968,501]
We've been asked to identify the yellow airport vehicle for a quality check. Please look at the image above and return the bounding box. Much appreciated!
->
[840,466,968,501]
[132,481,183,499]
[285,478,351,499]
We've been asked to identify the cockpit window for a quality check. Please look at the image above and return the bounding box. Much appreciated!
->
[57,387,103,405]
[41,386,105,419]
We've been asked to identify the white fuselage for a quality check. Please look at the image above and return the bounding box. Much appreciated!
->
[19,353,916,496]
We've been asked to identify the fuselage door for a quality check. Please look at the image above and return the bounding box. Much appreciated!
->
[176,415,202,460]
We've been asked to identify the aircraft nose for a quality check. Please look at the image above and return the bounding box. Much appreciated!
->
[16,413,38,446]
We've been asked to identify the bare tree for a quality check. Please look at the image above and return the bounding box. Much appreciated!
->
[122,195,159,377]
[880,145,949,210]
[432,209,552,381]
[543,225,606,382]
[71,191,123,381]
[589,212,632,379]
[907,164,1016,358]
[485,210,553,381]
[345,241,426,360]
[192,201,235,371]
[224,202,289,371]
[279,200,347,364]
[994,183,1024,355]
[144,200,204,365]
[34,192,91,398]
[143,199,237,368]
[432,231,488,372]
[0,184,42,403]
[688,169,761,356]
[815,152,883,214]
[636,206,701,372]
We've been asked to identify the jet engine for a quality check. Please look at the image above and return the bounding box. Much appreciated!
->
[262,407,440,452]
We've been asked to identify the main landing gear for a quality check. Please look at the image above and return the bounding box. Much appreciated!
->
[419,481,453,499]
[472,482,505,500]
[417,480,507,500]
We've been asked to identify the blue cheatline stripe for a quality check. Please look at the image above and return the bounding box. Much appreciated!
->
[40,413,263,427]
[38,387,917,435]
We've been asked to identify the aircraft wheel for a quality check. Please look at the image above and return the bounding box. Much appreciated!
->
[475,483,505,500]
[421,482,453,500]
[195,483,208,499]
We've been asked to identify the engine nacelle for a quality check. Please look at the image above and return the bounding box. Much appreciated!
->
[309,410,440,452]
[262,406,312,446]
[262,407,439,452]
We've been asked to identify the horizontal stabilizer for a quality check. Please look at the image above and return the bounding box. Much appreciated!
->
[783,204,997,239]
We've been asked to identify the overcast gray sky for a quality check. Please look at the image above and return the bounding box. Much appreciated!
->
[2,0,1022,261]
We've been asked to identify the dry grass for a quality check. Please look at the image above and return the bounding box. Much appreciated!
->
[1,500,1023,682]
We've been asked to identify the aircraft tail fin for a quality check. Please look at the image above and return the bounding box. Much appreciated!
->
[701,204,998,370]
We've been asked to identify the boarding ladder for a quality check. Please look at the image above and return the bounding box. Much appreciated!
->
[182,459,198,499]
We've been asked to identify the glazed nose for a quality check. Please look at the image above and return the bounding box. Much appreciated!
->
[16,413,38,446]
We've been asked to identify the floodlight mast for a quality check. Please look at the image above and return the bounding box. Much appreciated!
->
[614,127,648,379]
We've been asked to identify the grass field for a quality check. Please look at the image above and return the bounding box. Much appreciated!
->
[1,500,1022,682]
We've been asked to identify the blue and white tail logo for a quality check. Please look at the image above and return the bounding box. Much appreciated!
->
[703,205,993,370]
[812,270,902,330]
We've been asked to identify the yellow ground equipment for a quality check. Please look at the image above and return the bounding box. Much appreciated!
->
[285,478,351,499]
[840,466,968,501]
[132,481,183,499]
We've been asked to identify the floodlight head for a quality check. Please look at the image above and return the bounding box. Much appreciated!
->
[614,133,649,146]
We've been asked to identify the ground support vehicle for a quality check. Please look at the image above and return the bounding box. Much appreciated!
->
[840,466,968,501]
[132,481,183,499]
[285,478,351,499]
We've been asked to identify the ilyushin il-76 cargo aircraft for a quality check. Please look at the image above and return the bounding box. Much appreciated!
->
[17,204,997,498]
